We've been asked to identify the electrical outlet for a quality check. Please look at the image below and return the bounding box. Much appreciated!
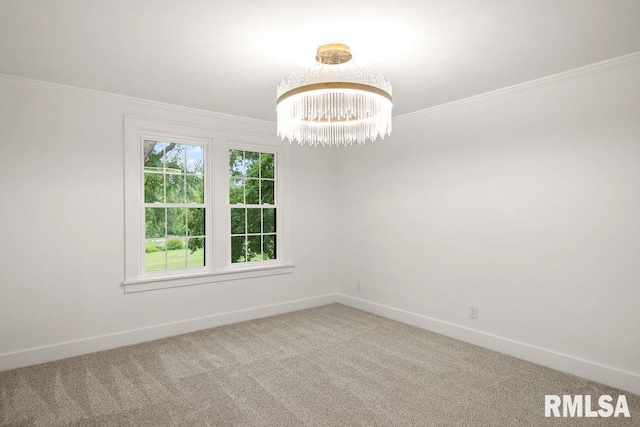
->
[356,281,361,292]
[469,305,478,319]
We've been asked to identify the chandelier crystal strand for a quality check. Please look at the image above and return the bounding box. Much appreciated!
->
[276,44,392,146]
[276,89,392,146]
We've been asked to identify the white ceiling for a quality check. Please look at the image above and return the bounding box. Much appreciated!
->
[1,0,639,121]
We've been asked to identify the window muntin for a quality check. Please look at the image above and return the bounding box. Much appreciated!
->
[143,140,206,272]
[229,149,277,263]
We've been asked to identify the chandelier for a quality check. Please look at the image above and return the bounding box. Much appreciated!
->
[276,44,392,146]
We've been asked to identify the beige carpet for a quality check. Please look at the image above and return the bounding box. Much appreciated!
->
[0,304,637,426]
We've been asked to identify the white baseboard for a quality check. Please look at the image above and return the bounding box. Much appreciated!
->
[4,292,638,396]
[0,294,337,372]
[337,294,640,396]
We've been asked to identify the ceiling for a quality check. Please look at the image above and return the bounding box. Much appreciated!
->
[1,0,639,122]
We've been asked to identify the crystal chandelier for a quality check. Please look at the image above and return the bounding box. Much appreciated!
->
[276,44,392,146]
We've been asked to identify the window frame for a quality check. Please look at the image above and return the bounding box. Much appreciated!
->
[123,116,293,293]
[227,145,281,268]
[140,135,211,278]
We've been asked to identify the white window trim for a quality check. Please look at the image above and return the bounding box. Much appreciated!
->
[123,116,293,293]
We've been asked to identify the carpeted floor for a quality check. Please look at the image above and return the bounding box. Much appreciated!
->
[0,304,637,426]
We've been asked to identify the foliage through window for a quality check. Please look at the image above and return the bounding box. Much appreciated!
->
[143,140,206,272]
[229,149,276,263]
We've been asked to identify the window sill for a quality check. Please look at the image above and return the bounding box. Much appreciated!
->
[123,263,295,293]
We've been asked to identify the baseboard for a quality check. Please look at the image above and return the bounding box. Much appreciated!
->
[0,294,337,372]
[337,294,640,396]
[4,292,638,396]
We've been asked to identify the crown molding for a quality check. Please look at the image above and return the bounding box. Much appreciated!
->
[394,50,640,123]
[3,50,639,129]
[0,72,276,132]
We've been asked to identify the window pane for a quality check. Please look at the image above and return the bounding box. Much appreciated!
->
[145,208,165,238]
[230,208,246,234]
[186,175,204,204]
[229,178,244,204]
[261,153,274,178]
[247,208,261,234]
[227,149,278,265]
[187,208,204,236]
[263,235,276,260]
[247,235,262,261]
[144,173,164,203]
[186,145,204,174]
[136,133,209,277]
[167,208,186,236]
[229,150,244,176]
[165,144,186,173]
[166,174,185,204]
[144,140,166,170]
[245,179,260,204]
[187,237,205,268]
[145,238,167,271]
[263,208,276,233]
[231,236,246,263]
[166,238,187,269]
[261,180,274,204]
[245,151,260,177]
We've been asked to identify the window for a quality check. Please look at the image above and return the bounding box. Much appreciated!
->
[229,150,277,264]
[143,141,206,272]
[124,116,293,293]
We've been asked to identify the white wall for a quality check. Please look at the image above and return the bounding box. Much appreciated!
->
[0,77,339,368]
[337,59,640,393]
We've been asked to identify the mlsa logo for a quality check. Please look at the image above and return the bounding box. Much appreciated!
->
[545,395,630,418]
